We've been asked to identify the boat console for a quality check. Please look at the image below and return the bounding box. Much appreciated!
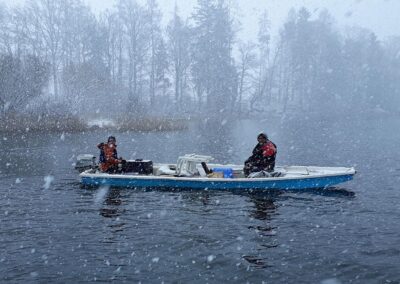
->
[175,154,214,177]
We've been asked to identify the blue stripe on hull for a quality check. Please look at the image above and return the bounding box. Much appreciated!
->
[81,174,354,190]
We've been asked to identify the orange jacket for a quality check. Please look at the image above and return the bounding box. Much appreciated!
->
[97,143,120,172]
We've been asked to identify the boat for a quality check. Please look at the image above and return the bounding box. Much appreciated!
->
[78,154,356,190]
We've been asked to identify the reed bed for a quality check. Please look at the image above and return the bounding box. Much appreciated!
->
[0,114,188,133]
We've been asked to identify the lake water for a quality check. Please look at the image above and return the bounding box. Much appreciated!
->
[1,116,399,283]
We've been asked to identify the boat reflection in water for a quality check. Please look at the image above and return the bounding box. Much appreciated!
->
[241,192,279,268]
[88,185,354,268]
[92,186,124,224]
[236,187,354,269]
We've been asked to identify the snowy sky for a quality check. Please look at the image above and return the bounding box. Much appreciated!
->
[7,0,400,41]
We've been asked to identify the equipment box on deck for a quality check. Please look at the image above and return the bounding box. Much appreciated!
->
[124,159,153,175]
[212,167,234,178]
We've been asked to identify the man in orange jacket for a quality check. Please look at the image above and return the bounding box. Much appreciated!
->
[97,136,124,173]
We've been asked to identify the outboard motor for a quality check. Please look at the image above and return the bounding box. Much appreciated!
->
[75,154,96,172]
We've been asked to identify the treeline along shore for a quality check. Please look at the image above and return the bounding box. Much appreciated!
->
[0,114,188,134]
[0,0,399,128]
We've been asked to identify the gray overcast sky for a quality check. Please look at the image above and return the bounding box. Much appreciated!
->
[87,0,400,41]
[8,0,400,41]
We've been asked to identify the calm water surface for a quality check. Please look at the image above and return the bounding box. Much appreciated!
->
[1,116,399,283]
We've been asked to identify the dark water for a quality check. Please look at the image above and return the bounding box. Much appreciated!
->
[1,116,400,283]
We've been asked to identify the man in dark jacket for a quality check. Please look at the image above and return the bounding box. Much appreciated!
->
[244,133,277,177]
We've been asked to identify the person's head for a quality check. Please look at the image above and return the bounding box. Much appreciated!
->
[257,132,268,144]
[107,136,116,146]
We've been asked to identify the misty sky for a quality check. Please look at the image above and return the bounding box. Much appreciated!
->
[86,0,400,41]
[7,0,400,41]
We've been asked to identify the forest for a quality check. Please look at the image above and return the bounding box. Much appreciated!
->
[1,0,399,131]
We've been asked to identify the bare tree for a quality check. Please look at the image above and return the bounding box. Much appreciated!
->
[117,0,149,111]
[146,0,162,106]
[236,41,256,115]
[167,4,191,111]
[26,0,65,98]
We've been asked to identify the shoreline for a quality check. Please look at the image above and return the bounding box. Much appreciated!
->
[0,115,189,134]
